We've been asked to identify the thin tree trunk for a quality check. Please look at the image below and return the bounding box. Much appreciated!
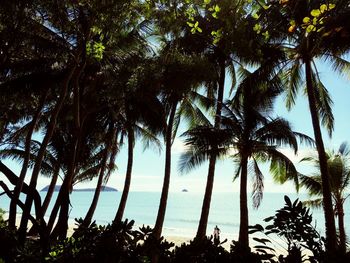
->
[41,164,60,216]
[82,153,108,227]
[305,58,337,253]
[0,181,49,254]
[19,67,75,243]
[8,92,47,229]
[153,101,177,239]
[238,155,249,248]
[27,164,60,236]
[0,161,43,218]
[337,203,346,253]
[196,58,225,240]
[52,136,79,240]
[47,189,62,234]
[115,125,134,223]
[50,58,86,240]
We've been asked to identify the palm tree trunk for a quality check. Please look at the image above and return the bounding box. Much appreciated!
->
[337,203,346,253]
[50,59,86,240]
[47,190,62,234]
[114,125,134,223]
[8,91,47,229]
[153,101,177,239]
[41,164,60,216]
[0,161,42,217]
[52,135,80,240]
[82,153,108,227]
[19,67,75,243]
[305,58,337,253]
[196,58,225,240]
[238,155,249,248]
[27,163,60,236]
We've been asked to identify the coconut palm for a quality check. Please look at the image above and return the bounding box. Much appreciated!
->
[152,47,215,239]
[253,0,350,252]
[180,65,313,250]
[300,142,350,252]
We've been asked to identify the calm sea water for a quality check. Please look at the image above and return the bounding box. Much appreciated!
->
[1,191,349,241]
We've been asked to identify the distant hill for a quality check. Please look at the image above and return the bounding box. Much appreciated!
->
[40,185,117,192]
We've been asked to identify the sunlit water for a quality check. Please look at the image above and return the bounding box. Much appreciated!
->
[1,191,349,242]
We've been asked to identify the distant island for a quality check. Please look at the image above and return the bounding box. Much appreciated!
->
[40,185,118,192]
[181,189,188,192]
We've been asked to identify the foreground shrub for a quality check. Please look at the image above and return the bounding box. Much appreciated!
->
[173,236,230,263]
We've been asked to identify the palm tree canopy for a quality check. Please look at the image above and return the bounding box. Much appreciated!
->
[180,65,313,208]
[300,142,350,201]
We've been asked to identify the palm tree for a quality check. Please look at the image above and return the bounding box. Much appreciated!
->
[300,142,350,252]
[152,48,215,239]
[254,0,350,252]
[82,125,118,227]
[180,66,312,249]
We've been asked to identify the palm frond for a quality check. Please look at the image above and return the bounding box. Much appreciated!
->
[299,174,322,195]
[339,141,350,156]
[227,60,236,97]
[255,118,298,153]
[134,125,162,154]
[324,54,350,79]
[178,147,209,174]
[267,147,299,190]
[302,198,323,209]
[251,158,264,209]
[284,61,302,110]
[312,69,334,136]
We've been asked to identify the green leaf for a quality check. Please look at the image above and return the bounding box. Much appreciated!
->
[303,17,311,24]
[320,4,327,12]
[306,24,316,33]
[310,9,321,17]
[262,30,270,40]
[253,23,262,33]
[252,13,260,20]
[214,4,220,12]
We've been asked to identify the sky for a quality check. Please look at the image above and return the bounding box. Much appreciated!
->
[1,59,350,195]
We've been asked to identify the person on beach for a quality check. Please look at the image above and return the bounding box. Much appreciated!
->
[213,225,220,245]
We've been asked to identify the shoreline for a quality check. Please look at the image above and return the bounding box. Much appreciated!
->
[3,212,292,256]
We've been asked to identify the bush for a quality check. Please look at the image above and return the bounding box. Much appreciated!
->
[249,195,325,263]
[173,236,230,263]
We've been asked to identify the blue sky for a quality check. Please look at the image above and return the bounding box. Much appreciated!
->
[1,59,349,194]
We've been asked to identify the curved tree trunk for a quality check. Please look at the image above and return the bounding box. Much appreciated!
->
[19,67,75,243]
[238,155,249,249]
[27,163,60,236]
[8,92,47,229]
[82,153,108,227]
[305,58,337,253]
[41,164,60,216]
[114,125,134,223]
[0,161,42,219]
[52,134,80,240]
[153,101,177,239]
[196,58,225,240]
[50,57,86,240]
[47,190,62,234]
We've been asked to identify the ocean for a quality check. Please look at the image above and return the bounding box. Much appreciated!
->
[0,191,349,242]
